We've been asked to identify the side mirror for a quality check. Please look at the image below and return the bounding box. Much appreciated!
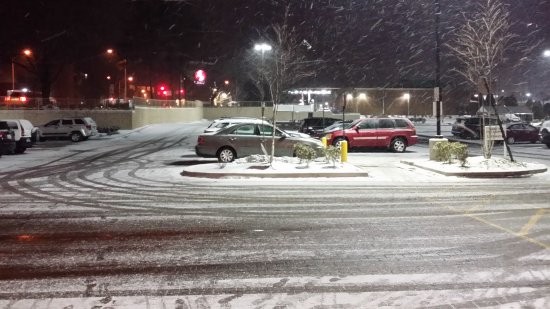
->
[354,126,359,132]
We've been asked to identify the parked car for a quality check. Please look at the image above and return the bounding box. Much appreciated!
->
[299,117,341,135]
[324,117,418,153]
[505,123,539,144]
[0,121,17,156]
[204,117,269,134]
[37,117,98,142]
[451,116,499,139]
[539,120,550,148]
[196,122,325,162]
[311,120,354,138]
[0,119,34,154]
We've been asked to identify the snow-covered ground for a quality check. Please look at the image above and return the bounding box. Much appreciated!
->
[1,120,548,182]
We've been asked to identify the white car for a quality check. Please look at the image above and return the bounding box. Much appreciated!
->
[0,119,34,154]
[204,117,269,134]
[38,117,98,142]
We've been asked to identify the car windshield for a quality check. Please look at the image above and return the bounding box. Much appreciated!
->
[346,119,362,129]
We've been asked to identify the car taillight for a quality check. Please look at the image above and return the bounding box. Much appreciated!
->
[21,126,25,136]
[20,96,27,102]
[197,136,205,145]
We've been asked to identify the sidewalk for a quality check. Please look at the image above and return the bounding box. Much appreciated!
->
[180,152,548,179]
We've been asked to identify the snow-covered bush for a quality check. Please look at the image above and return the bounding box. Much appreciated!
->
[293,143,316,166]
[433,141,469,166]
[324,145,340,167]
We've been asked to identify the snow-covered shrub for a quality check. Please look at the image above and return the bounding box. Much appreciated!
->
[433,141,469,166]
[293,143,316,166]
[324,145,340,167]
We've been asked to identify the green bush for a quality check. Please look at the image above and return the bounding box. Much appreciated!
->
[293,143,317,166]
[324,145,340,167]
[433,141,469,166]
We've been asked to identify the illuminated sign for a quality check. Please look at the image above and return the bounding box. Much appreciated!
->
[194,69,206,85]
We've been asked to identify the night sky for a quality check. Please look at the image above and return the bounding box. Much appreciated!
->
[1,0,549,106]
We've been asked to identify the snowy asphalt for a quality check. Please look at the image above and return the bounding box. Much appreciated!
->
[0,121,549,308]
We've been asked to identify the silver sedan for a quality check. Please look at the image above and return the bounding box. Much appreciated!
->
[195,123,325,162]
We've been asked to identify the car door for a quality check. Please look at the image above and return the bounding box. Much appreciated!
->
[352,119,379,147]
[41,120,61,136]
[376,118,396,147]
[506,124,522,141]
[258,125,295,156]
[523,124,539,142]
[226,123,262,157]
[258,124,293,156]
[60,119,74,136]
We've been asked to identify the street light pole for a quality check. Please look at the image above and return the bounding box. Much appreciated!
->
[435,0,442,137]
[11,59,15,90]
[404,93,410,118]
[124,60,127,100]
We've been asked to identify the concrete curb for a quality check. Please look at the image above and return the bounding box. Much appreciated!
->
[401,160,548,178]
[181,170,370,179]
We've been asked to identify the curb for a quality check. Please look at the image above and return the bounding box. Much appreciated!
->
[401,160,548,178]
[181,170,370,179]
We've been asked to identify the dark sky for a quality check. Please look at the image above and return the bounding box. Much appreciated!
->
[1,0,550,102]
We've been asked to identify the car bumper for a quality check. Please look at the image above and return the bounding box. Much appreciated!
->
[1,140,16,154]
[195,145,216,158]
[17,137,32,148]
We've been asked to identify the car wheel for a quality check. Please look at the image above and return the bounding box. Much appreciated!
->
[332,137,347,149]
[546,143,550,149]
[70,132,83,142]
[14,146,26,154]
[390,137,407,153]
[507,137,515,144]
[217,147,236,163]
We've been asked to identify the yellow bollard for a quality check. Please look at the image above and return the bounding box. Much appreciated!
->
[321,137,327,148]
[340,140,348,162]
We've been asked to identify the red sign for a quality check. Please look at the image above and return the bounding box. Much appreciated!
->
[194,69,206,85]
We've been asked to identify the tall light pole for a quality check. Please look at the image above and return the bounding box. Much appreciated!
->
[253,43,272,119]
[404,93,410,118]
[11,49,32,90]
[106,49,128,100]
[435,0,442,137]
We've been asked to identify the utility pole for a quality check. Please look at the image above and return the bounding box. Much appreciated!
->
[435,0,442,137]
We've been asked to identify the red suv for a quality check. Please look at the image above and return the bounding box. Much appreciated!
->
[325,117,418,152]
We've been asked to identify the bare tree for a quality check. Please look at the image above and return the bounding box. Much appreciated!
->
[447,0,517,160]
[248,4,316,164]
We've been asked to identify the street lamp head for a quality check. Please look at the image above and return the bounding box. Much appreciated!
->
[23,49,32,56]
[544,49,550,57]
[254,43,272,52]
[106,49,114,55]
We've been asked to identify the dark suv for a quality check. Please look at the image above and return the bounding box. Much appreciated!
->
[324,117,418,153]
[299,117,340,135]
[451,116,498,139]
[0,121,17,156]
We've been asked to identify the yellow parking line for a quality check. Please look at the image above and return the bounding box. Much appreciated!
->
[425,196,550,250]
[465,212,550,250]
[519,208,546,237]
